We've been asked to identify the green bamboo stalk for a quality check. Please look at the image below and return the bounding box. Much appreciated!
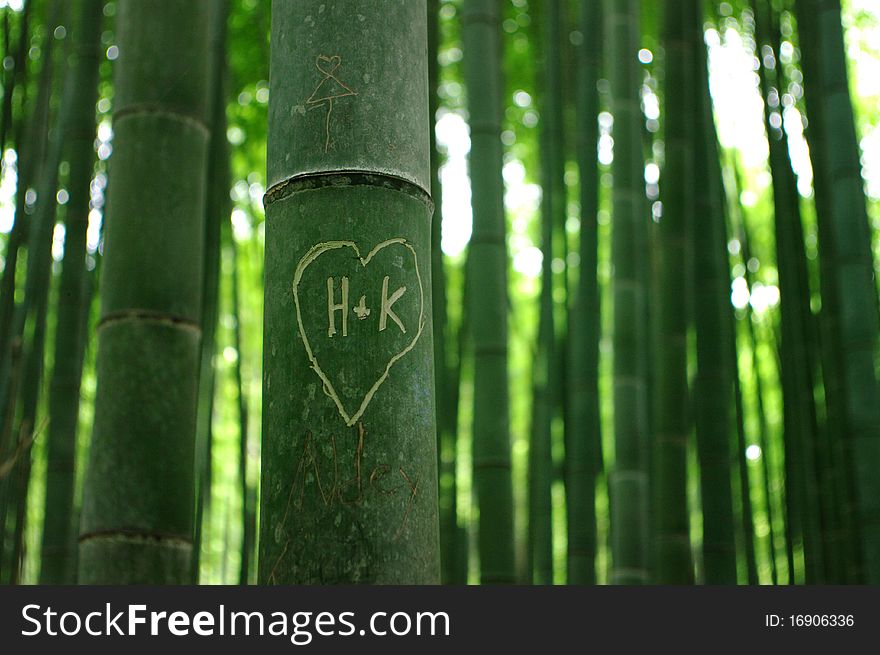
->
[605,0,649,585]
[749,275,783,586]
[766,308,807,583]
[427,0,444,565]
[652,0,696,585]
[795,0,873,584]
[38,0,102,585]
[770,6,842,581]
[726,153,782,584]
[739,157,797,584]
[796,0,859,584]
[427,1,441,477]
[691,10,737,584]
[0,3,34,576]
[191,371,214,582]
[757,0,837,582]
[544,2,568,438]
[796,14,852,587]
[462,0,515,585]
[755,0,828,583]
[428,0,458,586]
[0,12,9,149]
[4,0,67,584]
[527,0,563,587]
[742,305,781,584]
[229,223,253,585]
[0,0,49,441]
[192,0,230,583]
[0,0,30,156]
[710,94,757,589]
[749,322,784,584]
[0,12,32,405]
[529,265,554,585]
[543,0,568,351]
[565,0,602,586]
[732,343,759,584]
[814,0,880,584]
[430,0,467,589]
[260,0,439,584]
[0,329,22,580]
[78,0,212,584]
[446,297,468,584]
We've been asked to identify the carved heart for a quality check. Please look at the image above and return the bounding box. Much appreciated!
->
[316,54,342,76]
[292,238,424,427]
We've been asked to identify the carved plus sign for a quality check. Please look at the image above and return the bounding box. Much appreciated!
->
[353,295,371,320]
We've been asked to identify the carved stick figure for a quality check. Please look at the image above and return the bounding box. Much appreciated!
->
[306,54,357,153]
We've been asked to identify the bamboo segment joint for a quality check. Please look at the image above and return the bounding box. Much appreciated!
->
[113,105,211,137]
[97,310,202,334]
[264,170,432,211]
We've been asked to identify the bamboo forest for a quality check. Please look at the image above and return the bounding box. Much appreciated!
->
[0,0,878,587]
